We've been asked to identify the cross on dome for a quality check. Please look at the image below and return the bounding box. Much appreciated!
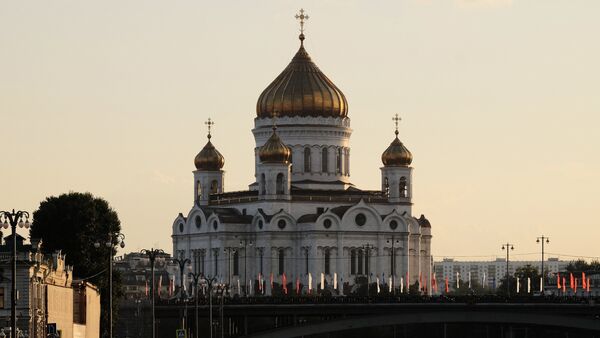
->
[295,8,309,43]
[392,114,402,136]
[205,118,215,139]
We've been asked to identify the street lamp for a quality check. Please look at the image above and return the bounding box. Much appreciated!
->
[94,232,125,338]
[238,239,253,296]
[141,248,165,338]
[536,236,550,291]
[502,243,514,297]
[188,272,203,338]
[173,257,191,299]
[386,237,400,294]
[1,209,31,338]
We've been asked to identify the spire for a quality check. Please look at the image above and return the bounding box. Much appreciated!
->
[295,8,309,45]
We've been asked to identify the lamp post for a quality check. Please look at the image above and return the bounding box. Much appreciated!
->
[94,232,125,338]
[174,257,191,299]
[362,244,374,296]
[199,275,217,338]
[141,248,164,338]
[501,243,514,297]
[188,272,203,338]
[238,239,253,296]
[0,209,31,338]
[386,236,400,294]
[536,236,550,292]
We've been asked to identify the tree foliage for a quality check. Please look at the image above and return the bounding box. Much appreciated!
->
[497,265,541,296]
[566,259,600,273]
[30,192,123,337]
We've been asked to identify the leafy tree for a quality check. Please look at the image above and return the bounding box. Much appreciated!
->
[30,192,123,337]
[451,278,491,296]
[566,259,600,273]
[497,265,541,296]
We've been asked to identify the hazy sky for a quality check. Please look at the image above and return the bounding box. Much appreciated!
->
[1,0,599,261]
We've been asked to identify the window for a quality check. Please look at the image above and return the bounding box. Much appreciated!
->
[0,287,4,308]
[323,219,332,229]
[399,177,407,198]
[278,249,285,275]
[304,147,311,172]
[196,180,202,201]
[233,251,239,276]
[344,148,350,175]
[260,174,266,195]
[389,220,398,230]
[276,173,284,194]
[321,148,328,173]
[198,251,205,274]
[357,250,364,275]
[210,180,218,194]
[179,223,184,233]
[336,148,342,173]
[350,250,356,275]
[277,219,286,229]
[194,215,202,229]
[324,249,331,275]
[384,177,389,197]
[355,213,366,226]
[214,250,219,276]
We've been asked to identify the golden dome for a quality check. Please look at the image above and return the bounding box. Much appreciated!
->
[258,127,291,164]
[256,36,348,119]
[382,131,413,167]
[194,135,224,171]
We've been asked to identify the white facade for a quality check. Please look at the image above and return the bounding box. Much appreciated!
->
[172,33,433,295]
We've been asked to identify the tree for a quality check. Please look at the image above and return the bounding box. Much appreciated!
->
[497,265,541,296]
[30,192,123,337]
[566,259,600,273]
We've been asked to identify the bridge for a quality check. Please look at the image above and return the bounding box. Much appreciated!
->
[117,296,600,338]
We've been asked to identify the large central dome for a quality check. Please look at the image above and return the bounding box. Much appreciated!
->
[256,38,348,119]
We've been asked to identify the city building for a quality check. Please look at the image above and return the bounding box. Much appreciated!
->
[114,252,173,300]
[171,14,433,295]
[433,257,570,291]
[0,234,100,338]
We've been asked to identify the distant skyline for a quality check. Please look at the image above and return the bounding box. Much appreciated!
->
[1,1,598,260]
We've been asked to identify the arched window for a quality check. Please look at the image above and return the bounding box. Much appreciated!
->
[304,147,311,172]
[260,174,266,195]
[276,173,284,194]
[399,177,408,198]
[384,177,390,197]
[210,180,218,194]
[278,249,285,275]
[233,251,239,276]
[336,148,342,173]
[324,249,331,275]
[322,148,328,173]
[196,180,202,201]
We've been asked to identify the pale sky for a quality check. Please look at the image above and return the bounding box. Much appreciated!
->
[1,0,599,262]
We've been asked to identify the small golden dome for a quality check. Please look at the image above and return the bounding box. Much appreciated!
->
[194,135,224,171]
[382,131,412,167]
[256,37,348,119]
[259,127,291,164]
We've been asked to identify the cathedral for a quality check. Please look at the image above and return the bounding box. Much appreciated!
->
[172,11,432,295]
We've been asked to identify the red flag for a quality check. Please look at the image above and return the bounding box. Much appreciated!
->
[258,273,262,292]
[574,278,578,293]
[432,275,437,293]
[445,277,449,293]
[557,273,561,289]
[282,273,288,294]
[587,278,591,292]
[270,272,274,289]
[296,276,300,295]
[582,272,587,289]
[145,280,149,298]
[570,273,575,290]
[562,277,566,293]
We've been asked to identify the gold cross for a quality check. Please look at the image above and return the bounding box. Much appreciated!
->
[295,9,309,35]
[205,118,215,138]
[392,114,401,136]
